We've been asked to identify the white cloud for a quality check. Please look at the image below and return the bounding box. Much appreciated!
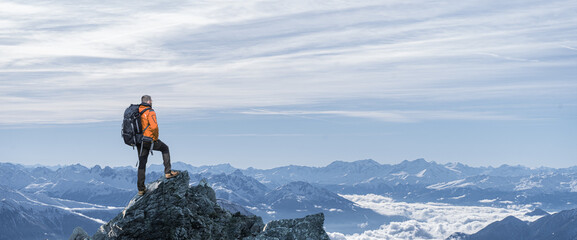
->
[561,45,577,51]
[241,109,520,122]
[330,194,542,240]
[0,2,45,15]
[1,0,576,125]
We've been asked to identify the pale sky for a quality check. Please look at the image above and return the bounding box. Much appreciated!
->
[2,0,576,169]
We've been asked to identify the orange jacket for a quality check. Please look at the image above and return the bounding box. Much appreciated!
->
[139,104,159,141]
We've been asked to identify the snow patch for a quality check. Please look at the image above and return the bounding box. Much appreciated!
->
[515,178,543,191]
[427,179,473,190]
[450,195,466,200]
[416,169,427,178]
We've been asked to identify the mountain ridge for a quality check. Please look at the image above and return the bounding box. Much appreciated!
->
[448,208,577,240]
[3,158,577,239]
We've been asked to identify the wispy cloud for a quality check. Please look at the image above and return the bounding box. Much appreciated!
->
[1,0,576,125]
[561,45,577,51]
[189,133,309,137]
[241,109,520,122]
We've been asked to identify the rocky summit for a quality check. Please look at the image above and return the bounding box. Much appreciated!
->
[69,171,330,240]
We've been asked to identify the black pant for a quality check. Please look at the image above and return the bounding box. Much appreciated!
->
[136,139,171,191]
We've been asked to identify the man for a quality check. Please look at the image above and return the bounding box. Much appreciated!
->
[136,95,179,195]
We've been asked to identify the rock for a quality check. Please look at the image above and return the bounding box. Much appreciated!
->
[446,232,469,240]
[70,170,331,240]
[217,198,256,216]
[246,213,330,240]
[92,171,263,240]
[69,227,90,240]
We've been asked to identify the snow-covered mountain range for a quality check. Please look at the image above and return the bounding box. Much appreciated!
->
[241,159,577,210]
[2,159,577,239]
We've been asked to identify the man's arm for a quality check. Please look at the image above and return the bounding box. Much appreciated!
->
[148,110,159,140]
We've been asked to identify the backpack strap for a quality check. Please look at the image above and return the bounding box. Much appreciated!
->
[139,107,152,132]
[139,107,151,115]
[139,106,154,156]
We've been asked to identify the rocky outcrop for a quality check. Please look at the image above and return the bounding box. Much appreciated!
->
[70,171,330,240]
[69,227,90,240]
[246,213,330,240]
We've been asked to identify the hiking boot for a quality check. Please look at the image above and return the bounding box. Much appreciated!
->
[165,170,180,179]
[138,190,146,196]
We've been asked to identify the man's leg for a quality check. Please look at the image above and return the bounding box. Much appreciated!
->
[152,139,178,178]
[136,143,151,192]
[152,139,171,174]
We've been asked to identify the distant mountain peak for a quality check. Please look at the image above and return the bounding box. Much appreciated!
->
[327,159,380,167]
[393,158,441,173]
[525,208,549,216]
[273,181,321,196]
[401,158,432,165]
[413,158,428,163]
[354,159,381,165]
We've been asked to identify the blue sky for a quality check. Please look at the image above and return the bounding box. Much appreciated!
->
[1,0,576,169]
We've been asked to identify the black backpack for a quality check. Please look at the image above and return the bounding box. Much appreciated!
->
[121,104,151,147]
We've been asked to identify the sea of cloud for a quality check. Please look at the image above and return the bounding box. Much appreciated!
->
[328,194,542,240]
